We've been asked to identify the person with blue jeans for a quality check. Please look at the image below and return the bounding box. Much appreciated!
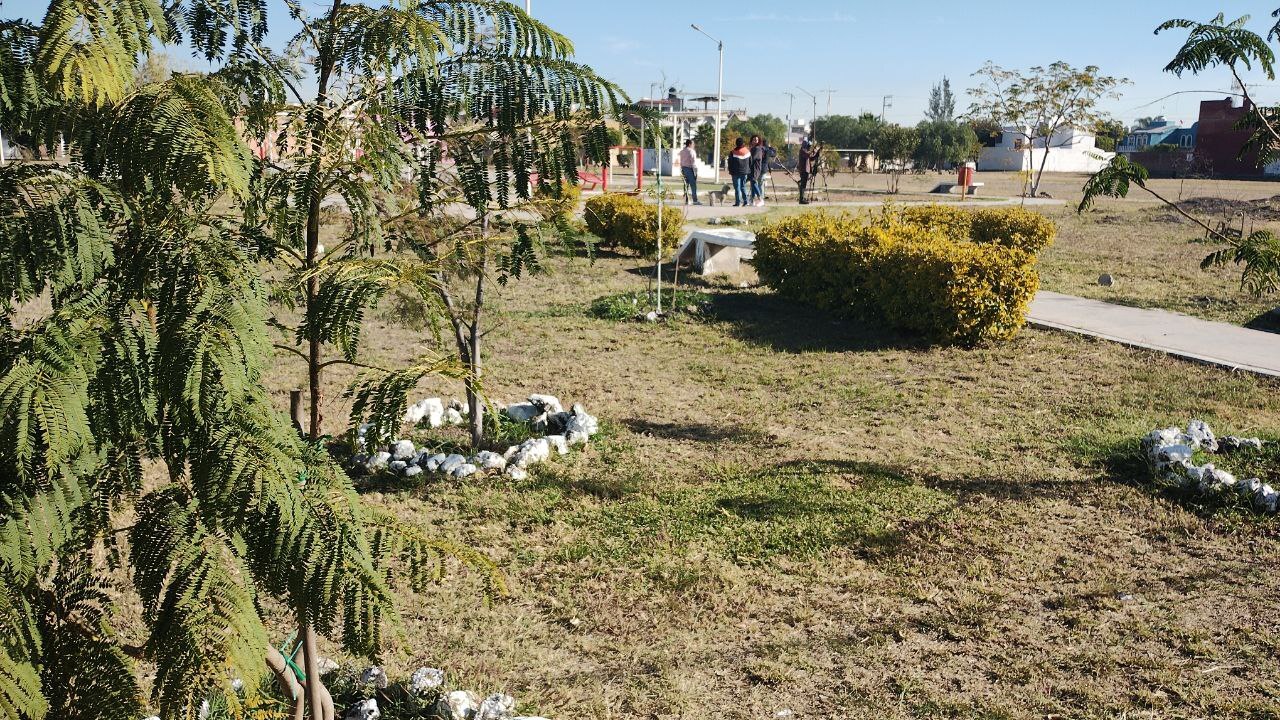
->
[679,139,700,204]
[727,137,751,206]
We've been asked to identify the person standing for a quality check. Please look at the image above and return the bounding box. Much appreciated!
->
[728,137,751,206]
[797,137,818,205]
[679,139,700,205]
[749,135,768,206]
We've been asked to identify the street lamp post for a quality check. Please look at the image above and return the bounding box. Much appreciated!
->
[783,92,795,141]
[796,86,817,144]
[691,23,723,182]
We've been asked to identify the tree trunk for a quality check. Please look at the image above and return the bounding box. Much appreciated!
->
[466,243,488,449]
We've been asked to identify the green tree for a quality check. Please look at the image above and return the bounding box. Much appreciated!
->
[926,77,956,122]
[1093,118,1128,151]
[1081,11,1280,297]
[812,112,884,148]
[968,117,1004,147]
[968,61,1127,196]
[872,124,920,193]
[0,2,612,720]
[914,120,980,170]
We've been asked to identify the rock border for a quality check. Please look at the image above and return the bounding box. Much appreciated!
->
[349,394,600,482]
[1141,420,1276,513]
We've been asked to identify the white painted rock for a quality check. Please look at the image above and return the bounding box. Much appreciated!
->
[345,698,380,720]
[476,693,516,720]
[439,454,467,474]
[503,403,540,423]
[528,394,563,414]
[389,460,407,473]
[1197,465,1236,494]
[404,465,423,478]
[445,408,465,426]
[1220,436,1264,452]
[451,463,479,478]
[365,451,392,472]
[317,657,339,675]
[1256,483,1279,512]
[410,667,444,694]
[392,439,417,460]
[425,453,448,472]
[435,690,479,720]
[511,438,550,468]
[474,451,507,471]
[1186,419,1217,452]
[505,466,529,481]
[359,665,389,689]
[546,434,569,455]
[404,397,445,428]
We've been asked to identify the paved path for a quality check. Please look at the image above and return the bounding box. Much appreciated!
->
[673,197,1063,221]
[1028,291,1280,378]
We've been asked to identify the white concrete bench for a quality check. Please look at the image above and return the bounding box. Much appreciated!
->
[673,228,756,274]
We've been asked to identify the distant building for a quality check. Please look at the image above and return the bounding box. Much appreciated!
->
[1116,117,1187,154]
[1124,97,1280,178]
[977,126,1113,173]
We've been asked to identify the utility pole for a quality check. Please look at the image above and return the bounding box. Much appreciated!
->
[820,88,837,119]
[880,95,893,122]
[783,91,796,142]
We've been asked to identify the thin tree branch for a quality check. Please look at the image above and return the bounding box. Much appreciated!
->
[273,343,309,362]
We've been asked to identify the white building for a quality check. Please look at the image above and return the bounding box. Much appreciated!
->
[978,126,1114,173]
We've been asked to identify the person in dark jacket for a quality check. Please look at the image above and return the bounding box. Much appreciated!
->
[797,138,819,204]
[727,137,751,206]
[749,135,769,206]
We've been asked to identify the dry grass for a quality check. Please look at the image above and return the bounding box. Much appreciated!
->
[274,190,1280,718]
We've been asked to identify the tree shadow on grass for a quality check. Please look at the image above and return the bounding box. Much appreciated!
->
[703,291,932,354]
[620,417,767,443]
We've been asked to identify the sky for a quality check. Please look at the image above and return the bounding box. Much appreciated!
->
[5,0,1279,128]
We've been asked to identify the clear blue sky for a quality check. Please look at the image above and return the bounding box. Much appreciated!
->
[5,0,1277,127]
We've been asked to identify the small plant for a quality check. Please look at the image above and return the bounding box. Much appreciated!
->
[588,289,712,321]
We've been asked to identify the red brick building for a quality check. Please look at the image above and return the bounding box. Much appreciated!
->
[1127,97,1279,178]
[1192,97,1264,177]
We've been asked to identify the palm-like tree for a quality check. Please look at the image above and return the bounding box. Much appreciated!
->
[0,0,615,718]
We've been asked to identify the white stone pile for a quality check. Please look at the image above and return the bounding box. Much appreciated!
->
[1141,419,1276,513]
[349,394,600,481]
[344,665,549,720]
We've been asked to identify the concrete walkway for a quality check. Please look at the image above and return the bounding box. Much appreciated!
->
[673,196,1063,221]
[1028,291,1280,378]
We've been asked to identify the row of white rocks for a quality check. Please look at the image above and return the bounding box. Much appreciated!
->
[345,665,547,720]
[352,394,599,482]
[1142,419,1277,513]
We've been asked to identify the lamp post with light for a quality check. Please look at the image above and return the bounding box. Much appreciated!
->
[690,23,723,182]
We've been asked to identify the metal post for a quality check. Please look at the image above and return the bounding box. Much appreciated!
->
[797,87,817,143]
[881,95,893,122]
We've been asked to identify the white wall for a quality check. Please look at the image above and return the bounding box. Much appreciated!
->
[978,126,1113,173]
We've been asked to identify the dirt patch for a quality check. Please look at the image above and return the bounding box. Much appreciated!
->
[1178,194,1280,222]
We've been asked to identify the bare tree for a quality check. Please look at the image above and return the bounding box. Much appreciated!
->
[968,61,1127,196]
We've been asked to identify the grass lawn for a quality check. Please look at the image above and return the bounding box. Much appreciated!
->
[270,195,1280,717]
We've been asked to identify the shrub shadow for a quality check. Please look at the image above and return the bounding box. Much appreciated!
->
[705,291,932,353]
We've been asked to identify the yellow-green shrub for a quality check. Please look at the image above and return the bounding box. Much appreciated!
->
[536,180,583,226]
[583,193,683,255]
[754,207,1053,345]
[892,204,1057,254]
[583,193,640,243]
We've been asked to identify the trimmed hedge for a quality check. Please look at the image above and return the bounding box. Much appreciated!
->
[754,205,1055,344]
[583,193,683,255]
